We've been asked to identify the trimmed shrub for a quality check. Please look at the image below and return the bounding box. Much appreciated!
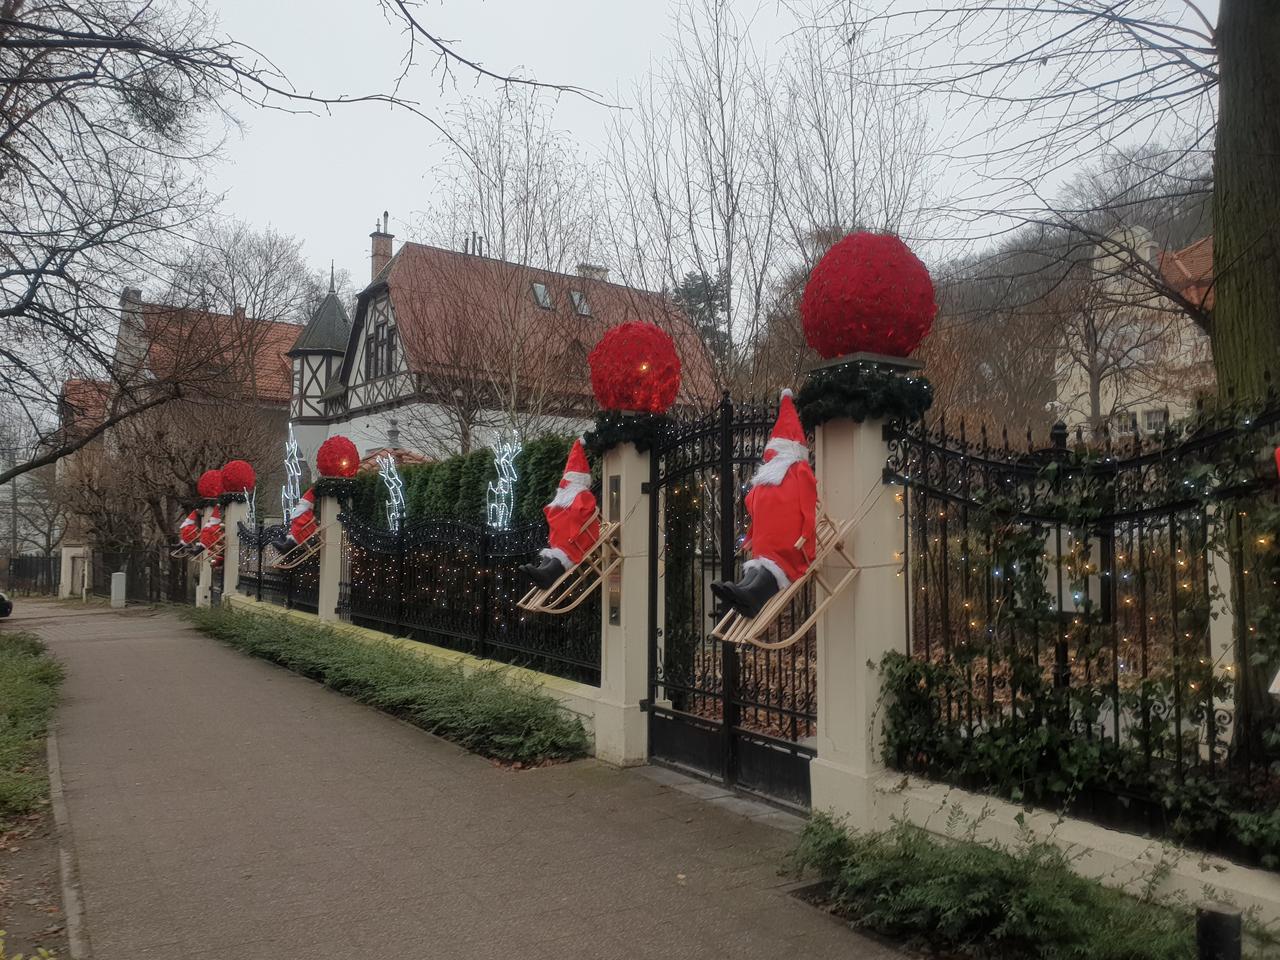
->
[0,632,63,823]
[185,605,588,764]
[791,813,1199,960]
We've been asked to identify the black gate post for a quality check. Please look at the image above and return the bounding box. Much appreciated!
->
[718,390,739,786]
[255,520,264,602]
[647,445,660,710]
[394,524,407,636]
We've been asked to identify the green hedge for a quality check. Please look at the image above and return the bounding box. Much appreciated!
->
[348,436,574,528]
[0,632,64,823]
[186,605,588,764]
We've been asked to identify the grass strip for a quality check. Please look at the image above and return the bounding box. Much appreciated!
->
[186,605,589,765]
[0,633,63,825]
[791,812,1208,960]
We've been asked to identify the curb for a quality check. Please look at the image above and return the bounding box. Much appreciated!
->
[46,726,93,960]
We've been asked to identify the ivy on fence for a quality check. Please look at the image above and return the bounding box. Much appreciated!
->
[881,400,1280,871]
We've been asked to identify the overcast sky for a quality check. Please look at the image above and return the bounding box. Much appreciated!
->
[206,0,1217,292]
[209,0,778,288]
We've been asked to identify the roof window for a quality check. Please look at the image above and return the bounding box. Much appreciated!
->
[570,290,592,317]
[531,282,553,309]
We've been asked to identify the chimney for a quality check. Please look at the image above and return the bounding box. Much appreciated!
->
[387,417,400,449]
[120,286,142,308]
[576,263,609,283]
[370,210,394,281]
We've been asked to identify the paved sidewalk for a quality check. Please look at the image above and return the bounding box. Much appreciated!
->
[9,600,894,959]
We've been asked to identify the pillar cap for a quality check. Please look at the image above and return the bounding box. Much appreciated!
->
[813,351,923,373]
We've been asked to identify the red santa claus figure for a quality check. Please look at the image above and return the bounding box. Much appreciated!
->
[520,439,600,590]
[199,506,225,567]
[270,487,317,554]
[178,510,201,554]
[711,389,817,618]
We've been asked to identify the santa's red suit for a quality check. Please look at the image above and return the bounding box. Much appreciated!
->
[199,507,224,565]
[179,510,200,549]
[741,390,816,588]
[541,440,599,568]
[286,488,317,547]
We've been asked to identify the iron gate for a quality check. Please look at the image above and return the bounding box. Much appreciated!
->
[646,393,817,809]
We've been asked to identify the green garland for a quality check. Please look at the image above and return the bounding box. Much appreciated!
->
[314,477,360,501]
[217,491,249,506]
[583,411,671,457]
[796,361,933,429]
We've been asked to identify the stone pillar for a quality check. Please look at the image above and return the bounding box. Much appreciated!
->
[595,441,652,766]
[195,505,213,608]
[809,416,907,829]
[58,545,85,599]
[317,495,343,622]
[222,500,249,597]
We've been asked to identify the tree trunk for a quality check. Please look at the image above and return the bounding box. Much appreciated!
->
[1213,0,1280,761]
[1212,0,1280,401]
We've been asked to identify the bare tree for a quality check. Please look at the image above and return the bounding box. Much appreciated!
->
[600,0,936,391]
[416,90,604,273]
[0,0,595,484]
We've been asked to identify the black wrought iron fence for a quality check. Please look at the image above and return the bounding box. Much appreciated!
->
[236,522,321,614]
[337,514,601,686]
[88,548,192,604]
[884,407,1280,868]
[5,554,59,596]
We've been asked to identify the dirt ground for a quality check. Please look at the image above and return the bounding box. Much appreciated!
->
[0,796,69,957]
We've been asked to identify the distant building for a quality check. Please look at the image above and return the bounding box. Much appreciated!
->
[1052,228,1215,438]
[287,214,715,464]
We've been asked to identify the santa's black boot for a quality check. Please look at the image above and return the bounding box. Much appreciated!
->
[519,556,566,590]
[710,566,781,619]
[269,535,294,554]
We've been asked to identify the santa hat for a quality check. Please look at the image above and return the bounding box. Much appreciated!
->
[292,487,315,516]
[560,439,591,489]
[765,389,808,462]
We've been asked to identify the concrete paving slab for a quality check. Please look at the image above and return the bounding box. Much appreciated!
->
[9,600,900,958]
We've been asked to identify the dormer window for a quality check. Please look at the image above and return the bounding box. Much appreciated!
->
[570,290,592,317]
[531,282,553,309]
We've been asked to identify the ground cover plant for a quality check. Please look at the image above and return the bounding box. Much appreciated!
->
[789,812,1206,960]
[0,633,63,824]
[186,605,588,764]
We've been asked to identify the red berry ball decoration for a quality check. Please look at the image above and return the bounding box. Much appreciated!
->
[317,435,360,478]
[589,322,682,414]
[800,232,937,359]
[221,459,256,491]
[196,469,224,499]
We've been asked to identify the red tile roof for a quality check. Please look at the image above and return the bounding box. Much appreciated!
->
[1160,236,1214,313]
[369,243,718,405]
[136,302,300,404]
[358,448,433,472]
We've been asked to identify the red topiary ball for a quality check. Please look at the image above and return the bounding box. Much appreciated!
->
[317,435,359,478]
[589,322,682,414]
[196,469,224,499]
[221,459,256,491]
[800,232,937,359]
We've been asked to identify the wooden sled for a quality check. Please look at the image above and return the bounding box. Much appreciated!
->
[200,529,225,567]
[711,512,859,651]
[271,523,331,570]
[517,520,621,615]
[170,543,196,559]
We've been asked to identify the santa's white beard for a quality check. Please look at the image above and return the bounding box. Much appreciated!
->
[750,455,803,488]
[549,480,589,509]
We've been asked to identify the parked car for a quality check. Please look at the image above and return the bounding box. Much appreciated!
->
[0,591,11,618]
